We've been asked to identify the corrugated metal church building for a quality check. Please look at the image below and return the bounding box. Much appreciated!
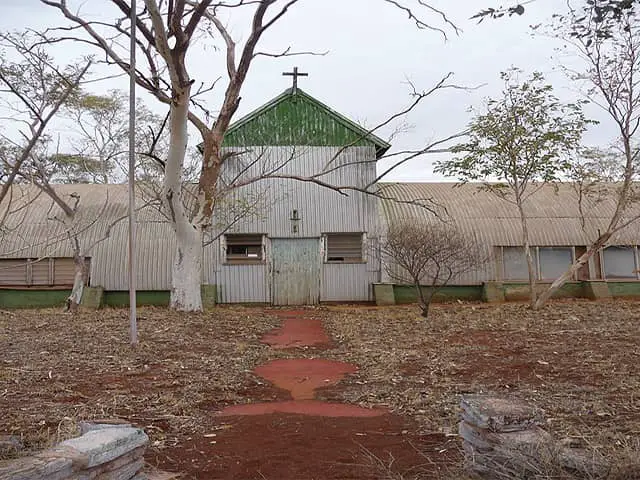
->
[209,85,389,304]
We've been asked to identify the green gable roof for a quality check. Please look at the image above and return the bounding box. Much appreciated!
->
[222,88,391,158]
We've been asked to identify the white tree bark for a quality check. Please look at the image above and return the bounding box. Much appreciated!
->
[163,80,205,311]
[68,257,86,311]
[171,221,203,311]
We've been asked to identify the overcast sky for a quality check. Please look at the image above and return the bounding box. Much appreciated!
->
[2,0,615,181]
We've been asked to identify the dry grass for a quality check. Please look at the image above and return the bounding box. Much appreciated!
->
[320,300,640,479]
[1,300,639,478]
[0,305,279,458]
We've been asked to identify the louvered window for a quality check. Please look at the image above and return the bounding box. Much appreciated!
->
[0,260,28,286]
[225,234,264,263]
[325,233,363,263]
[0,257,90,287]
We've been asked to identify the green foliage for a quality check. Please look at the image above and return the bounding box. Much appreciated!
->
[56,89,170,184]
[472,4,525,22]
[46,153,106,184]
[435,69,593,200]
[474,1,637,28]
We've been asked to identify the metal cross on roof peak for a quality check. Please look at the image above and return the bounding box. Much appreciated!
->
[282,67,308,93]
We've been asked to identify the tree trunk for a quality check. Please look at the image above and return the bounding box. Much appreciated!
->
[414,280,435,319]
[164,83,205,311]
[534,231,612,309]
[516,199,538,308]
[65,253,86,313]
[170,220,203,312]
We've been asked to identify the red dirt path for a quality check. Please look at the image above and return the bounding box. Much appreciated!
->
[255,358,358,400]
[217,314,386,417]
[182,310,454,479]
[261,317,330,349]
[217,399,386,417]
[154,414,458,480]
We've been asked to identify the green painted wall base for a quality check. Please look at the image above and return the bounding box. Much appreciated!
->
[392,285,483,304]
[582,281,612,300]
[103,291,170,307]
[502,282,585,302]
[5,281,640,309]
[606,282,640,298]
[0,289,71,309]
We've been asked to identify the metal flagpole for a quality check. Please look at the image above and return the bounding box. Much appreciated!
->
[128,0,138,346]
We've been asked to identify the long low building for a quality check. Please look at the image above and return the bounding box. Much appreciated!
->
[1,181,640,308]
[378,182,640,303]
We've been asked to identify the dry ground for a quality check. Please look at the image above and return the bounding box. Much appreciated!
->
[1,300,639,479]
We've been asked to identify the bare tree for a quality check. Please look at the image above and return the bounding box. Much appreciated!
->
[18,89,168,311]
[0,32,90,233]
[534,1,640,308]
[380,219,488,318]
[39,0,464,311]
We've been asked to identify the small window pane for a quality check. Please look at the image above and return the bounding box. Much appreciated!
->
[503,247,537,280]
[226,234,264,263]
[326,233,363,263]
[539,247,573,280]
[603,246,637,279]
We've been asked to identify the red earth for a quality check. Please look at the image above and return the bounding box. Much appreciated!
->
[261,317,330,349]
[255,358,358,400]
[217,399,386,417]
[217,319,386,417]
[202,310,453,479]
[153,414,458,480]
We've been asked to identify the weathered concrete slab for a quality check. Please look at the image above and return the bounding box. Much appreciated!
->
[583,281,612,300]
[81,287,104,309]
[73,457,144,480]
[0,455,74,480]
[482,282,505,303]
[0,436,22,456]
[80,421,133,436]
[59,428,148,469]
[200,284,217,310]
[373,283,395,306]
[73,446,145,480]
[460,421,552,451]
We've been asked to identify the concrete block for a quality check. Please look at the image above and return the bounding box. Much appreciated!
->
[75,455,144,480]
[80,421,133,435]
[200,284,217,310]
[373,283,395,306]
[59,427,148,469]
[0,455,74,480]
[81,287,105,309]
[482,282,505,303]
[0,435,22,456]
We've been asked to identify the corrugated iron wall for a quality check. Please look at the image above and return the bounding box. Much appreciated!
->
[378,182,640,285]
[214,145,380,303]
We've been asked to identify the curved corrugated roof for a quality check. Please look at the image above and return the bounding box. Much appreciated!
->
[378,182,640,246]
[0,184,177,289]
